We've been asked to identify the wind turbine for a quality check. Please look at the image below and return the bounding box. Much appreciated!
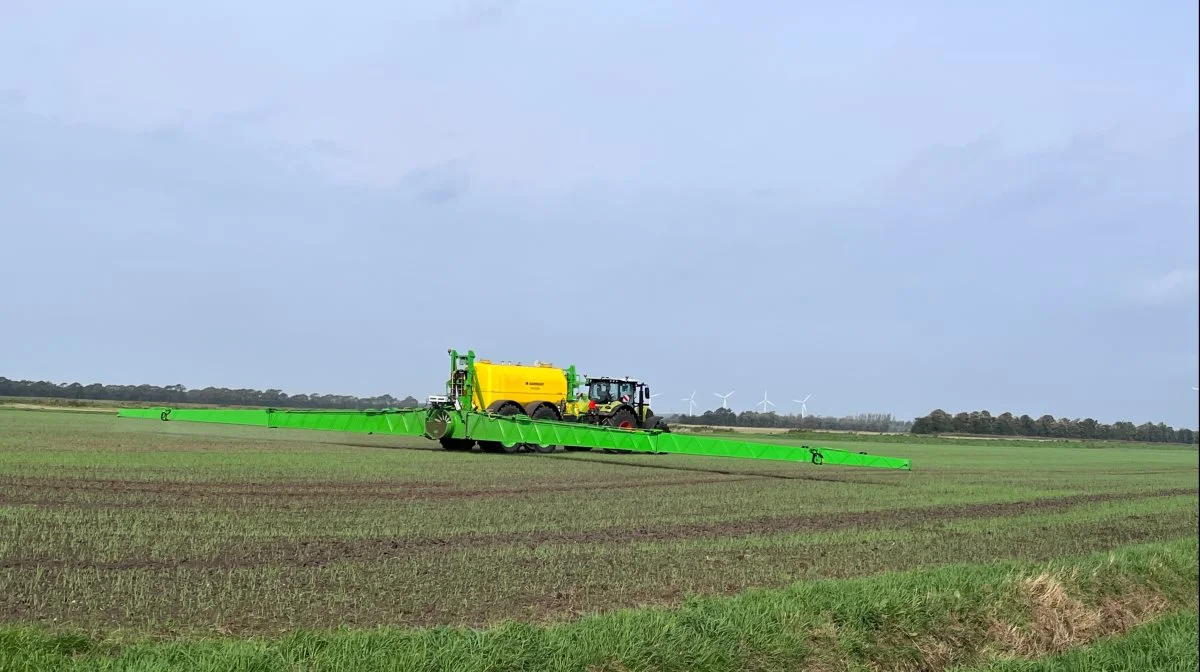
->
[681,391,698,415]
[793,394,811,419]
[714,391,734,409]
[756,390,775,413]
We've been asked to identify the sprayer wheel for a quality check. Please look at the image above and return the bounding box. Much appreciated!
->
[528,405,560,453]
[479,402,524,454]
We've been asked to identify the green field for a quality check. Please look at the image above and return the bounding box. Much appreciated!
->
[1,407,1196,670]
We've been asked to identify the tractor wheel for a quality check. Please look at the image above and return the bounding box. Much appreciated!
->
[528,405,559,453]
[607,408,638,430]
[439,438,474,451]
[649,417,669,455]
[601,408,638,453]
[479,402,524,454]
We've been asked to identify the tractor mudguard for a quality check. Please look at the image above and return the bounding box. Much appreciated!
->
[644,415,669,432]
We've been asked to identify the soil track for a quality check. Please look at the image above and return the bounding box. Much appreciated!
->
[0,474,756,508]
[3,487,1193,571]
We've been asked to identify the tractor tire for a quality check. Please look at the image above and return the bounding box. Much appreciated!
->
[649,417,669,455]
[607,407,638,430]
[439,438,474,451]
[479,401,524,454]
[528,404,560,453]
[601,408,638,453]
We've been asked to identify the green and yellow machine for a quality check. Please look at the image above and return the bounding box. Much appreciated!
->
[117,348,913,471]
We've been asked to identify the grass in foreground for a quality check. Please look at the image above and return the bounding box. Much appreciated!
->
[0,538,1196,672]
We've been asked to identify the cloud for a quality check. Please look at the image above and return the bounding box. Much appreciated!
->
[1129,268,1200,303]
[397,161,471,205]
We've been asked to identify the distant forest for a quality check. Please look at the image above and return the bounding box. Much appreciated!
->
[3,376,1194,444]
[0,378,420,410]
[911,408,1197,444]
[671,408,913,434]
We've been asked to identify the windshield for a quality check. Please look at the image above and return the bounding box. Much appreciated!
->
[589,380,637,403]
[589,381,613,403]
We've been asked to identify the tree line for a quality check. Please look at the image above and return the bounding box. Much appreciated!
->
[910,408,1197,444]
[0,377,420,410]
[670,408,913,433]
[5,375,1193,444]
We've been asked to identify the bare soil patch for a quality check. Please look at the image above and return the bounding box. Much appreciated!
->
[0,474,751,508]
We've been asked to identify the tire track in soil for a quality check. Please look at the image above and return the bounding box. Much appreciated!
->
[3,487,1194,571]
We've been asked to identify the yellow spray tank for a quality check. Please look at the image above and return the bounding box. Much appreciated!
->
[471,359,570,414]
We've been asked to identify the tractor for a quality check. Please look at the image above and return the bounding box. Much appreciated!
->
[574,376,669,454]
[578,376,668,432]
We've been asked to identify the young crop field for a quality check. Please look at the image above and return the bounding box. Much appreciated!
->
[0,407,1196,670]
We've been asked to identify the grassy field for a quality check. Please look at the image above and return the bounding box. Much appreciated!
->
[0,407,1196,670]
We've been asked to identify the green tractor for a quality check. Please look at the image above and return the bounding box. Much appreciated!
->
[570,376,668,453]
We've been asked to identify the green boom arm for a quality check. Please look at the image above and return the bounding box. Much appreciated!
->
[117,407,912,470]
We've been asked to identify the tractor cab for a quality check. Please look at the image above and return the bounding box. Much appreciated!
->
[582,376,660,428]
[577,376,670,453]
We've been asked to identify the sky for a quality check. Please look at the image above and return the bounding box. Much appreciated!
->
[1,1,1197,427]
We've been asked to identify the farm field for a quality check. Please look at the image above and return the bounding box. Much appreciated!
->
[1,407,1197,670]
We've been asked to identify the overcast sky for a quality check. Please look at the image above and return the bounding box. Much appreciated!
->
[2,1,1197,427]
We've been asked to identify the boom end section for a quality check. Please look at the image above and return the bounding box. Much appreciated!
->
[806,446,911,471]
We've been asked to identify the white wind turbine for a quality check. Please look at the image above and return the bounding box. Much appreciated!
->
[793,394,811,419]
[714,390,734,409]
[681,391,698,415]
[757,390,775,413]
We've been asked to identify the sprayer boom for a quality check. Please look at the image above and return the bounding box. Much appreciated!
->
[117,406,911,470]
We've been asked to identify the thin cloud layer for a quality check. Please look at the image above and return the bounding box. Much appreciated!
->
[0,2,1196,427]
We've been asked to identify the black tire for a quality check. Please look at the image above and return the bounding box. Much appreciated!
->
[649,417,669,454]
[528,404,560,453]
[606,407,638,430]
[601,407,638,453]
[479,401,524,454]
